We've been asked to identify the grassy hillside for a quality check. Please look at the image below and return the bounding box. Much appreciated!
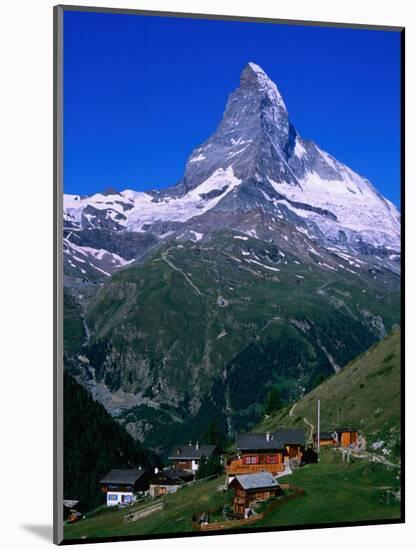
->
[251,450,401,529]
[64,450,401,542]
[64,475,231,541]
[254,328,401,454]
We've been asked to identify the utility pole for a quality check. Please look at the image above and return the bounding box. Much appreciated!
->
[317,399,321,458]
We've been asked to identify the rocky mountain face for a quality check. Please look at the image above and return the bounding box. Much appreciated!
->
[63,63,400,453]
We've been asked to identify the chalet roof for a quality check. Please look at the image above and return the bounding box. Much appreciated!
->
[152,468,193,484]
[317,432,336,439]
[235,429,305,451]
[335,427,358,433]
[150,468,194,485]
[234,472,280,491]
[168,444,216,461]
[235,432,285,451]
[99,469,146,485]
[275,428,305,446]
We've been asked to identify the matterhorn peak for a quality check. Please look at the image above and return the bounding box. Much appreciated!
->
[179,61,294,191]
[239,62,287,110]
[240,62,270,87]
[64,61,401,288]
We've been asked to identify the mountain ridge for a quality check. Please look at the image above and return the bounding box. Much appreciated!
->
[63,62,400,283]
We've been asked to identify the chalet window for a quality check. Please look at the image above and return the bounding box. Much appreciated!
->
[244,455,259,464]
[266,455,278,464]
[108,494,118,501]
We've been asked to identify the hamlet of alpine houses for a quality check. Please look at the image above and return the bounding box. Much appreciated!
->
[63,61,401,540]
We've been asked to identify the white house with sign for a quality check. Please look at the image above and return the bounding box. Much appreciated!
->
[99,469,150,506]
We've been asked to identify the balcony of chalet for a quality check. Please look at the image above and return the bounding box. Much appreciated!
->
[225,458,285,476]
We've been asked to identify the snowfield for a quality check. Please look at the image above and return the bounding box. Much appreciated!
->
[64,167,241,233]
[267,162,400,249]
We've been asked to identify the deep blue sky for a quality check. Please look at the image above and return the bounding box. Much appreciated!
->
[63,11,402,206]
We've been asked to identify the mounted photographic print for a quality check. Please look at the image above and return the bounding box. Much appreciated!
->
[54,5,404,545]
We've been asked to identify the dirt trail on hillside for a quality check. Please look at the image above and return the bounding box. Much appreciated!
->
[303,417,314,444]
[162,248,202,296]
[289,402,298,417]
[288,401,314,443]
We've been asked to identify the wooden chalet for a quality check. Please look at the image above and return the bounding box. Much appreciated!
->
[229,472,283,516]
[168,442,216,474]
[335,428,358,447]
[99,468,150,507]
[226,429,305,478]
[313,431,337,447]
[281,429,305,461]
[149,467,194,497]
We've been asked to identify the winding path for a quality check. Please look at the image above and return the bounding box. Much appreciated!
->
[289,402,298,417]
[303,417,314,444]
[161,248,202,296]
[289,401,314,444]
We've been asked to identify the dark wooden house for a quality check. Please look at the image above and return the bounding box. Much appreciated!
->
[149,467,194,497]
[168,442,216,474]
[99,468,150,506]
[280,429,305,462]
[313,431,337,447]
[335,428,358,447]
[226,429,305,478]
[229,472,283,516]
[227,432,285,477]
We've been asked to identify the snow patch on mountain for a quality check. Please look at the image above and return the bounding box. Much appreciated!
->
[64,166,241,236]
[64,238,134,279]
[190,231,204,241]
[189,154,206,163]
[268,159,400,248]
[124,166,241,231]
[294,138,307,159]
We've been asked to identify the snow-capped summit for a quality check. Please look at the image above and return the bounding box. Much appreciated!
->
[240,62,287,109]
[63,62,400,282]
[180,62,293,192]
[175,62,399,250]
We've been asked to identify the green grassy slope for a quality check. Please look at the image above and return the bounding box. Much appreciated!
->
[252,450,401,528]
[254,328,401,453]
[64,450,400,541]
[64,475,231,541]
